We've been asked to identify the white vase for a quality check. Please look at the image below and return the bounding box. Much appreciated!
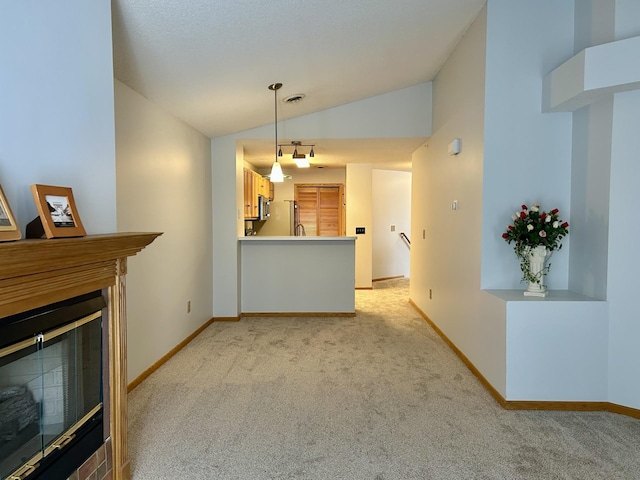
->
[523,245,550,297]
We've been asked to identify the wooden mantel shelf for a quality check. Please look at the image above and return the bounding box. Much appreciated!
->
[0,233,161,319]
[0,232,162,279]
[0,232,161,480]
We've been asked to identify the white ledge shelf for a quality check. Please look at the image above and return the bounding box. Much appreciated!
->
[543,35,640,112]
[485,289,602,302]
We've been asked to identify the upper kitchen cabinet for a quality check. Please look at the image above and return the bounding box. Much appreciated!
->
[244,169,273,220]
[243,168,256,219]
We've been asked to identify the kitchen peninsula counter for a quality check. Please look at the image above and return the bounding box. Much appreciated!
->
[239,236,356,315]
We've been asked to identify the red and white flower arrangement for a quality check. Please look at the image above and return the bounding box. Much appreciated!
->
[502,203,569,284]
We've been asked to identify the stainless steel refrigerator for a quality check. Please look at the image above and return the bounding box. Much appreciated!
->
[255,200,300,236]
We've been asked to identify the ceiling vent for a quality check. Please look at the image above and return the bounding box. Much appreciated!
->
[283,93,306,104]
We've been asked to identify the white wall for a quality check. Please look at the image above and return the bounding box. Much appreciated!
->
[372,170,411,280]
[115,81,213,382]
[568,0,615,299]
[212,83,432,315]
[606,0,640,410]
[568,100,612,299]
[481,0,574,290]
[0,0,116,234]
[608,90,640,410]
[410,6,510,394]
[410,5,486,334]
[346,163,373,288]
[416,0,640,408]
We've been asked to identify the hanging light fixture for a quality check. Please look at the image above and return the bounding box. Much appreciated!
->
[268,83,284,182]
[277,140,314,168]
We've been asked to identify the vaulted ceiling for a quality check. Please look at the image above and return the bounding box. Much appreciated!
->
[111,0,485,169]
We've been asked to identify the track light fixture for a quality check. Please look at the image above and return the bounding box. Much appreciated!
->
[277,141,315,168]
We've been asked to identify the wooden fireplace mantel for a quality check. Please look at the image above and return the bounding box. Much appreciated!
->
[0,232,161,480]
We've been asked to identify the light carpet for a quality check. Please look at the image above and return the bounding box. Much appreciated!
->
[128,278,640,479]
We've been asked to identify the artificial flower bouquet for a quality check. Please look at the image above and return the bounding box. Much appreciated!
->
[502,203,569,284]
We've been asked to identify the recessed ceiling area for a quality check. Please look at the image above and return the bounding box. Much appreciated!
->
[241,138,426,172]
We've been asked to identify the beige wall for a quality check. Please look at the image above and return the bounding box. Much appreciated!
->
[115,80,213,383]
[409,6,508,393]
[372,170,411,280]
[0,0,116,234]
[346,163,373,288]
[273,167,346,201]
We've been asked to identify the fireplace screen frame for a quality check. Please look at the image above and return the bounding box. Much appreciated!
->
[0,292,105,480]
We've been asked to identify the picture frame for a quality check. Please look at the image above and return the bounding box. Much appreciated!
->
[30,184,86,238]
[0,185,22,241]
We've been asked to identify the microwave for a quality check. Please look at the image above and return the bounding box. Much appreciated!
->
[258,195,270,220]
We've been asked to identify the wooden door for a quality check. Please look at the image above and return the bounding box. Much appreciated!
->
[294,184,344,236]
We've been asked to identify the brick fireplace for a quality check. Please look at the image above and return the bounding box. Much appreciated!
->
[0,233,160,480]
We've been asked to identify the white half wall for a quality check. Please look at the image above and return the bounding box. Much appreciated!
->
[0,0,116,234]
[372,169,411,280]
[498,292,608,401]
[240,237,355,313]
[115,81,213,383]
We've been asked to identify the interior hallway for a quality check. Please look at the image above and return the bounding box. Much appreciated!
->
[128,279,640,479]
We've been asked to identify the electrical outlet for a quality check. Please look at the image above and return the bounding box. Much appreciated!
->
[356,227,365,234]
[391,225,396,232]
[429,289,432,300]
[187,301,191,313]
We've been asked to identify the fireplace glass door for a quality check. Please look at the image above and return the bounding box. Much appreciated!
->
[0,311,102,480]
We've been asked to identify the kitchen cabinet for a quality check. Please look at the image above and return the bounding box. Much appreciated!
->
[244,169,273,219]
[257,176,268,198]
[243,168,257,219]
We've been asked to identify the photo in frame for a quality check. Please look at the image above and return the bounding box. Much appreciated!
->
[30,184,86,238]
[0,185,22,241]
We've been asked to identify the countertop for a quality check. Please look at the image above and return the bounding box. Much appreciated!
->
[239,236,357,241]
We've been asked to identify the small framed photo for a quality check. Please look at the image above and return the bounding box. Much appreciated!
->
[0,185,21,241]
[30,184,86,238]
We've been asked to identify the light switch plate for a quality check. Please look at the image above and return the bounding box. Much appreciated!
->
[356,227,365,234]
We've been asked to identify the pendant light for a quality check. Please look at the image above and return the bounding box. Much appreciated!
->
[268,83,284,183]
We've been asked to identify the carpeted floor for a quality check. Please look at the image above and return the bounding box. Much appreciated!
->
[128,278,640,479]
